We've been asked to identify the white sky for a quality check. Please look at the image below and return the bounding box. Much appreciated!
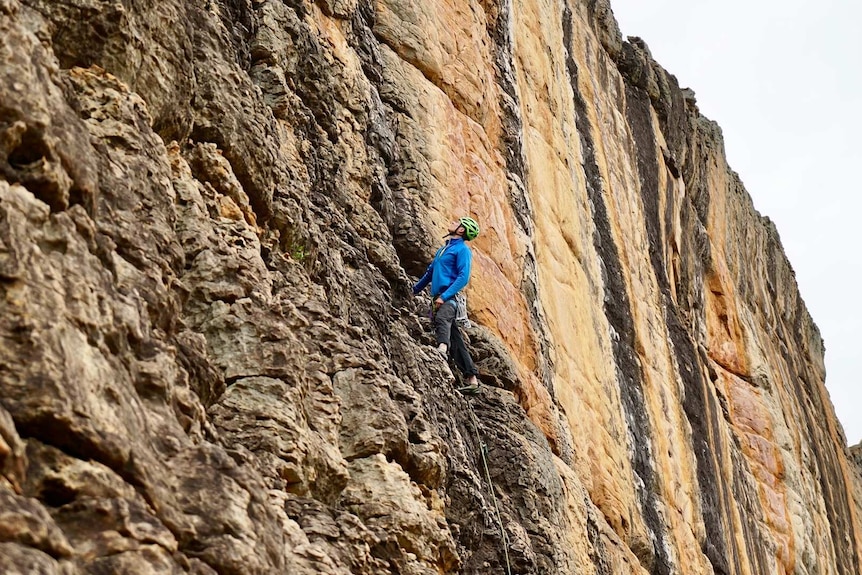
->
[609,1,862,445]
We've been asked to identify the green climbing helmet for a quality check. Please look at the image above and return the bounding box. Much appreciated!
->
[458,216,480,241]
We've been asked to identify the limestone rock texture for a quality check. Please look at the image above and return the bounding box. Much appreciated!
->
[1,0,860,573]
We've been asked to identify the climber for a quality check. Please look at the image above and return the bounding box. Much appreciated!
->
[413,217,481,394]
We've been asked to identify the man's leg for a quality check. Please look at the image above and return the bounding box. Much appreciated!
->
[434,301,457,351]
[449,322,478,379]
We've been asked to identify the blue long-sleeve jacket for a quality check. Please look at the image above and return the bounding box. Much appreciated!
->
[413,237,472,302]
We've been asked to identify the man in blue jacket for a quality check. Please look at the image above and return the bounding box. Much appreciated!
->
[413,217,481,393]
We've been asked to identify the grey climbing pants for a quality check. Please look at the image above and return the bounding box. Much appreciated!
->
[434,300,478,377]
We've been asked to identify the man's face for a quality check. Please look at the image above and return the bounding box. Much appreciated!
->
[448,220,464,235]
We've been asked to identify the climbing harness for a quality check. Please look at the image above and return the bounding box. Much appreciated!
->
[463,398,513,575]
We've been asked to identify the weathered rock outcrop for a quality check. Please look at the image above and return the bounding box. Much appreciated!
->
[1,0,859,573]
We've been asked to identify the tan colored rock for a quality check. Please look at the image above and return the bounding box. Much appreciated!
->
[21,0,196,140]
[332,368,409,461]
[0,542,78,575]
[373,0,501,132]
[0,3,97,212]
[340,454,459,574]
[209,376,349,501]
[0,487,73,558]
[1,0,860,574]
[186,143,258,228]
[0,408,26,495]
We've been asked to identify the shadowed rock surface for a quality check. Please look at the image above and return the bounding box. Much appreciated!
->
[1,0,860,573]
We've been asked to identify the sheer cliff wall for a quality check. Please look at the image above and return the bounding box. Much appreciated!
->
[0,0,859,574]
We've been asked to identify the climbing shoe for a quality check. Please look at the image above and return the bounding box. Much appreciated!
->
[457,378,480,395]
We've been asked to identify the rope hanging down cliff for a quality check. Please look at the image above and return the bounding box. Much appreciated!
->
[463,397,513,575]
[410,216,510,569]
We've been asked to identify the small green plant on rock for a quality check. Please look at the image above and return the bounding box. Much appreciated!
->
[289,242,306,262]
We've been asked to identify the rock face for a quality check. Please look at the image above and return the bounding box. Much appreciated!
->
[1,0,859,573]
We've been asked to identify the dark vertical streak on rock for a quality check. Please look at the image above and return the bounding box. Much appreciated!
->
[486,0,529,226]
[586,508,613,575]
[778,342,860,575]
[763,230,850,565]
[498,44,560,420]
[563,8,671,574]
[624,79,742,575]
[729,445,770,575]
[349,0,435,279]
[218,0,256,68]
[479,0,563,454]
[669,314,739,575]
[623,84,668,293]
